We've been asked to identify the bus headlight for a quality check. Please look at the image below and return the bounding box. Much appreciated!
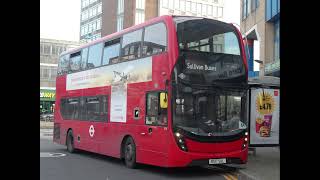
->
[174,131,188,152]
[175,132,181,138]
[242,132,248,149]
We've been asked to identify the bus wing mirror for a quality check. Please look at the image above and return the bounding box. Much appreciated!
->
[159,92,168,109]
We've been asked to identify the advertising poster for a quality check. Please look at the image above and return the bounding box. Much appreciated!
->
[110,83,127,123]
[250,88,280,146]
[66,56,153,123]
[66,57,152,91]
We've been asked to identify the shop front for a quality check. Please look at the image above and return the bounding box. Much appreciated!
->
[40,89,56,114]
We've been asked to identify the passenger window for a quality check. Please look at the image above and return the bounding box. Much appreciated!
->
[121,29,142,61]
[70,51,81,72]
[79,97,86,120]
[103,39,120,65]
[86,96,100,121]
[87,43,103,69]
[60,99,68,119]
[67,98,79,119]
[146,92,168,126]
[60,98,79,120]
[100,96,108,121]
[58,54,70,75]
[143,23,167,56]
[81,48,88,70]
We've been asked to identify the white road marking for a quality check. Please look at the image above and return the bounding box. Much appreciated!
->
[40,152,66,157]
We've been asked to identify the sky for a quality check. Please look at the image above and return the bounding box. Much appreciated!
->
[223,0,240,26]
[40,0,259,71]
[40,0,240,42]
[40,0,80,42]
[40,0,258,70]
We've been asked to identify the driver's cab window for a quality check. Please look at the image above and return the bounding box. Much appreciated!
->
[145,92,167,126]
[217,95,242,130]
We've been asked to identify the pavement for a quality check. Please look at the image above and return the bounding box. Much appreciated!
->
[40,123,279,180]
[40,121,54,129]
[237,147,280,180]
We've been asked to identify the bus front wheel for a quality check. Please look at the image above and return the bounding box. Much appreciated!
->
[66,130,76,153]
[124,137,137,168]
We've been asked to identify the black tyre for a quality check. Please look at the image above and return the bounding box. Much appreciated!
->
[66,130,76,153]
[124,137,137,168]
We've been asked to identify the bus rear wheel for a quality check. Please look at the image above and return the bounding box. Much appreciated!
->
[124,137,137,168]
[66,130,76,153]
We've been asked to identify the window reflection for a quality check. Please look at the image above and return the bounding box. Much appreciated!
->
[87,43,103,69]
[102,38,121,65]
[146,92,168,126]
[121,29,143,61]
[143,23,167,56]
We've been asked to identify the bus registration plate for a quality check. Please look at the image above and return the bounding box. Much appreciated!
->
[209,158,226,164]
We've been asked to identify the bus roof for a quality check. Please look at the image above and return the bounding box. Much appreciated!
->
[60,15,174,57]
[60,15,236,57]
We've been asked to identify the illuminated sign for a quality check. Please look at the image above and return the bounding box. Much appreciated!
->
[40,92,55,98]
[40,89,56,101]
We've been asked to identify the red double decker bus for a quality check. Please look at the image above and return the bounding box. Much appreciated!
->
[54,15,249,168]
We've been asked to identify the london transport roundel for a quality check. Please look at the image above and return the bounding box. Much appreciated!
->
[89,125,95,137]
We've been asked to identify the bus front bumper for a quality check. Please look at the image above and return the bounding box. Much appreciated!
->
[167,148,248,167]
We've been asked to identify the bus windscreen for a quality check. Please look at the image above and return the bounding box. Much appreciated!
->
[174,17,246,84]
[172,17,247,138]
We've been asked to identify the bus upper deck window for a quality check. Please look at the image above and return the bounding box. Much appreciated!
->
[143,23,167,56]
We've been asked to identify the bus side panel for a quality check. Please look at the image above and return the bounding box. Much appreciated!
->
[75,121,98,153]
[99,123,128,158]
[54,75,66,145]
[126,81,149,162]
[129,54,171,167]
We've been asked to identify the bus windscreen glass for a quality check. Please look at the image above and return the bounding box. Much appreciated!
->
[172,17,247,138]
